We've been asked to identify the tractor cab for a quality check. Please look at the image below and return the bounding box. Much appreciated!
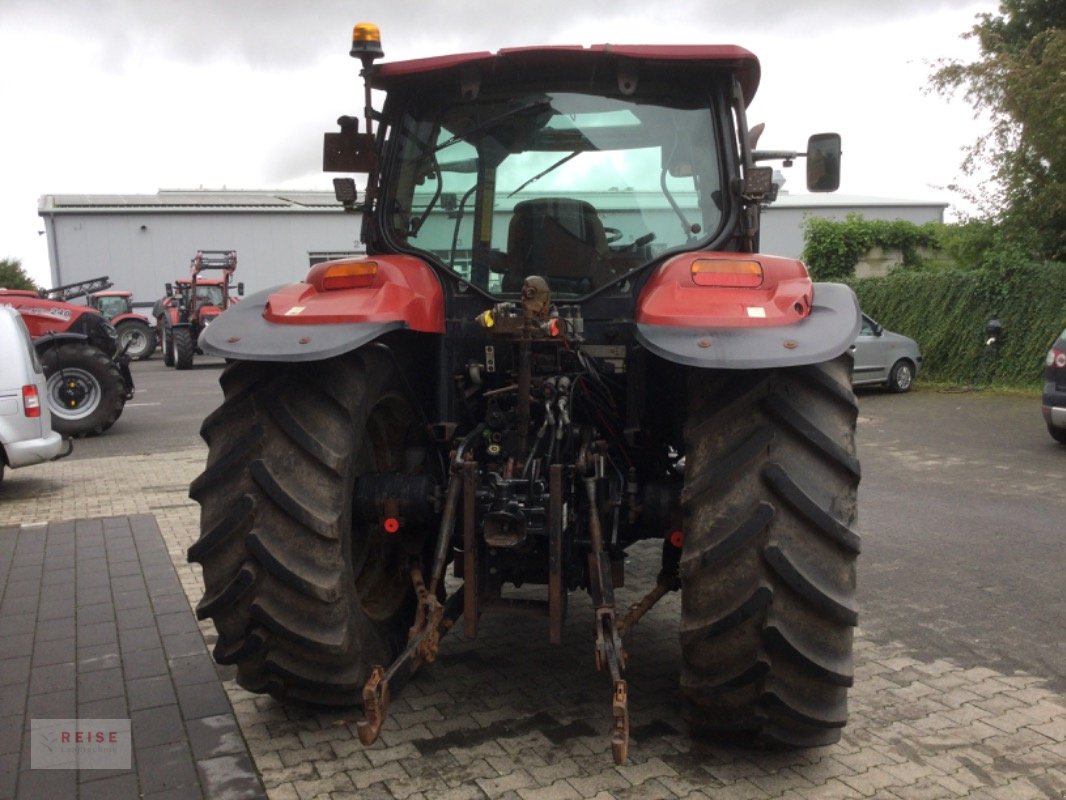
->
[327,32,839,306]
[382,88,732,297]
[172,279,227,321]
[90,291,134,321]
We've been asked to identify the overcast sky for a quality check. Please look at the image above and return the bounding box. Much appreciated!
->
[0,0,995,286]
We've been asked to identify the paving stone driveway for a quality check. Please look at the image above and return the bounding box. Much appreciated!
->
[1,443,1063,799]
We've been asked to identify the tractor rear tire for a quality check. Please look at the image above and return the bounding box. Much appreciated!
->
[161,325,175,367]
[679,355,860,747]
[188,348,429,705]
[117,320,156,360]
[40,343,127,438]
[172,327,195,370]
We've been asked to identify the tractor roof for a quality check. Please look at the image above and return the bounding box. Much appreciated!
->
[93,290,131,297]
[371,44,761,106]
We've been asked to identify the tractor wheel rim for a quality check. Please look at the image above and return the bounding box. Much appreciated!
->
[46,368,102,420]
[121,328,147,355]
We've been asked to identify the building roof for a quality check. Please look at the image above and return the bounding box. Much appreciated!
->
[39,189,345,214]
[770,191,948,210]
[38,188,948,215]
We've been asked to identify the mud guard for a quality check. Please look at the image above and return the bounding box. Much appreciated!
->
[198,286,410,361]
[201,256,446,362]
[33,330,89,353]
[635,282,860,370]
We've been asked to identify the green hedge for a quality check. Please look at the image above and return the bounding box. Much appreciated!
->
[850,265,1066,389]
[802,214,940,281]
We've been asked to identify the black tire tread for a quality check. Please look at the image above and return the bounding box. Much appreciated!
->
[187,350,420,705]
[173,327,195,370]
[161,324,175,367]
[680,355,860,747]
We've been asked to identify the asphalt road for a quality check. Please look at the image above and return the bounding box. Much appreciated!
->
[68,355,229,458]
[855,387,1064,693]
[73,357,1064,693]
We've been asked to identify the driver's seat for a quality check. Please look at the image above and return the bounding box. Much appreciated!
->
[503,198,609,293]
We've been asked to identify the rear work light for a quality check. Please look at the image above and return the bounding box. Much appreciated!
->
[690,258,764,288]
[320,261,378,290]
[22,385,41,418]
[1048,348,1066,368]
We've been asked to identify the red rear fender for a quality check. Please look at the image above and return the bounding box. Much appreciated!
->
[199,256,445,362]
[636,251,813,328]
[110,312,152,326]
[263,256,444,332]
[634,252,860,370]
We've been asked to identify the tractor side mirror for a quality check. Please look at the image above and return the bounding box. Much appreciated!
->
[806,133,841,192]
[237,282,245,296]
[165,282,173,296]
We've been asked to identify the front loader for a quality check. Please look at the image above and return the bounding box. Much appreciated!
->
[188,25,861,763]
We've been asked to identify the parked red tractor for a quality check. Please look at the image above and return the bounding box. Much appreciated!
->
[87,290,157,360]
[155,250,242,370]
[188,26,861,763]
[1,277,134,437]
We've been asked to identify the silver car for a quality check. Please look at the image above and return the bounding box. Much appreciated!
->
[850,313,923,392]
[0,306,69,483]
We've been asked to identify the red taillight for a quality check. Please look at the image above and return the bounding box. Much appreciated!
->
[691,258,764,288]
[22,385,41,418]
[1048,348,1066,368]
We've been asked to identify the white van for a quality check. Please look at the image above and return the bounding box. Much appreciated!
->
[0,306,70,483]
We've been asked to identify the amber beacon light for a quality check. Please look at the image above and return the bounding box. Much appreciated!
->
[350,22,384,62]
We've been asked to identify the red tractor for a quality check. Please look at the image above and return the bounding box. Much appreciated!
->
[87,290,157,360]
[155,250,242,370]
[39,275,156,361]
[0,278,134,437]
[188,26,860,763]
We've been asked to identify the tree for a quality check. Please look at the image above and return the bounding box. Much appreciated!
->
[931,1,1066,262]
[0,258,39,292]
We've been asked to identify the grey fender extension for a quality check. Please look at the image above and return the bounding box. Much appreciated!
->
[199,286,409,362]
[635,282,861,370]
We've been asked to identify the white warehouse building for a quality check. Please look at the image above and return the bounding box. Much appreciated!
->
[37,189,946,309]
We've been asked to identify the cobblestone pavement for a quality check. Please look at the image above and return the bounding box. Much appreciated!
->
[1,445,1063,800]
